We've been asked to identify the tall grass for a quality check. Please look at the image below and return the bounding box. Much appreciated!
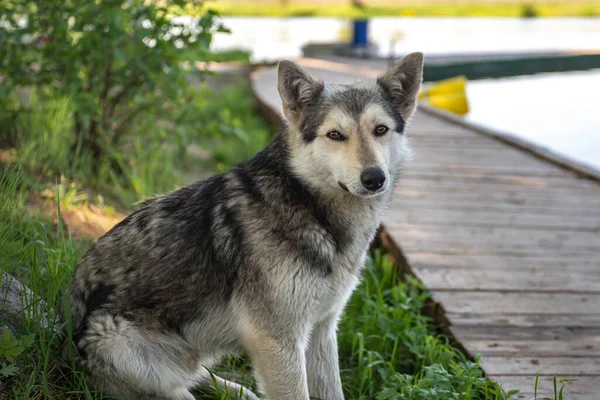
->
[15,91,81,179]
[0,165,93,399]
[6,87,184,205]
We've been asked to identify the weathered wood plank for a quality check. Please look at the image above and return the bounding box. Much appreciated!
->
[399,178,600,195]
[404,169,591,185]
[409,115,479,135]
[403,247,600,258]
[395,243,600,259]
[406,163,572,177]
[480,356,600,376]
[446,313,600,328]
[390,197,600,217]
[415,268,600,293]
[451,326,600,356]
[388,224,600,249]
[433,292,600,315]
[491,375,600,399]
[408,253,600,271]
[402,172,599,191]
[460,339,600,357]
[395,187,600,209]
[386,208,600,231]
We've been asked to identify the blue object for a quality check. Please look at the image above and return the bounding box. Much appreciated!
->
[352,20,368,47]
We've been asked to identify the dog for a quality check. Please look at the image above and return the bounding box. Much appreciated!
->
[65,52,424,400]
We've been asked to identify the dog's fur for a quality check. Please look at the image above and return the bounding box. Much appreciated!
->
[65,53,424,400]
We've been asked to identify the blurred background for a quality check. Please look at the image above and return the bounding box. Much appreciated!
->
[208,0,600,170]
[1,1,599,399]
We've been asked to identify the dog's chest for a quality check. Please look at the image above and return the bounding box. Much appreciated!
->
[312,255,364,322]
[310,209,382,320]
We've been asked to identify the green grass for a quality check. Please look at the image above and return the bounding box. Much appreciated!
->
[190,79,274,174]
[0,165,92,398]
[180,1,600,18]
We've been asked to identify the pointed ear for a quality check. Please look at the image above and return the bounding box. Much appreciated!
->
[378,52,424,121]
[278,61,324,124]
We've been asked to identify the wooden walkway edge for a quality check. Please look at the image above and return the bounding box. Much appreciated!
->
[250,60,600,400]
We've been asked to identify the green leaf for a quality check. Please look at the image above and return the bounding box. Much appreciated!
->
[0,363,19,377]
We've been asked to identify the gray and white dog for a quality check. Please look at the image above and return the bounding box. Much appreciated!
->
[66,52,424,400]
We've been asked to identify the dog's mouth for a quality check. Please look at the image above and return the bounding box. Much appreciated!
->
[338,181,350,192]
[338,181,387,198]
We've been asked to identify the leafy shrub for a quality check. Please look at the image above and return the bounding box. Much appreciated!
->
[0,0,227,171]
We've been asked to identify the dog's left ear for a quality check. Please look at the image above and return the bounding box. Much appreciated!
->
[378,52,424,121]
[278,61,324,125]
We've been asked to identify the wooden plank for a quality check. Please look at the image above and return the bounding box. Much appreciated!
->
[390,238,600,258]
[397,187,600,205]
[395,187,600,208]
[386,208,600,231]
[453,325,600,342]
[402,172,599,190]
[479,356,600,376]
[450,326,600,357]
[407,253,600,271]
[409,115,479,135]
[446,313,600,328]
[415,268,600,293]
[402,247,600,258]
[410,141,505,150]
[388,224,600,248]
[460,339,600,357]
[491,375,600,398]
[406,130,479,139]
[399,178,600,195]
[433,292,600,315]
[395,243,600,258]
[407,163,572,177]
[407,154,561,171]
[389,197,600,217]
[404,169,589,184]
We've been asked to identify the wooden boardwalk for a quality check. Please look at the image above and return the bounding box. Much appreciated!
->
[252,60,600,399]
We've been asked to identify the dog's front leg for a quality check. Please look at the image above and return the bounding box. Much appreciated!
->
[305,315,344,400]
[243,329,310,400]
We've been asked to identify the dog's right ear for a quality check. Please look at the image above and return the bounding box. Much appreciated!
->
[378,52,424,121]
[278,61,324,125]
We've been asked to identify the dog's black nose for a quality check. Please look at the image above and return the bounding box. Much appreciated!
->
[360,168,386,191]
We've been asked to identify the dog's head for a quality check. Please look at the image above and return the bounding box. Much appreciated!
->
[278,53,424,198]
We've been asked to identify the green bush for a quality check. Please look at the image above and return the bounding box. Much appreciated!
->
[0,0,227,172]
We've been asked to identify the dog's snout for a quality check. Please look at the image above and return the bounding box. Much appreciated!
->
[360,167,386,191]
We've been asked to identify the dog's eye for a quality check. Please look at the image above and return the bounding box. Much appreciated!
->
[374,125,389,136]
[326,130,345,141]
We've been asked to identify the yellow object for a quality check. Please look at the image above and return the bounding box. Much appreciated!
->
[419,75,469,115]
